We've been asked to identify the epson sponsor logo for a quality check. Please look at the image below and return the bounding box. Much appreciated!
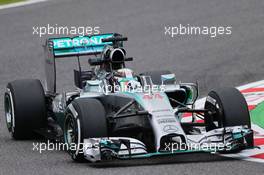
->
[152,109,171,113]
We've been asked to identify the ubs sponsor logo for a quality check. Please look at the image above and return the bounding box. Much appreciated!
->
[158,118,176,124]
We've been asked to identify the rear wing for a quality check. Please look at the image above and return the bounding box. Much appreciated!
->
[46,33,123,57]
[44,33,124,94]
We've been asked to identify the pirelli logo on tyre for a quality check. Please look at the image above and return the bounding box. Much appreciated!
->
[206,96,216,106]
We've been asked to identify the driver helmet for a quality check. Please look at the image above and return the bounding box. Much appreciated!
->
[114,68,140,91]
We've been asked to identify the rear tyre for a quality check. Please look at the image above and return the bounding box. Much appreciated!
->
[204,87,253,149]
[64,98,108,162]
[4,79,46,139]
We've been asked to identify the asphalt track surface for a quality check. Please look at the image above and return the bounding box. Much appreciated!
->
[0,0,264,174]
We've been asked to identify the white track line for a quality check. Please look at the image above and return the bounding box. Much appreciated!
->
[237,80,264,90]
[222,154,264,163]
[195,79,264,107]
[0,0,48,10]
[252,124,264,135]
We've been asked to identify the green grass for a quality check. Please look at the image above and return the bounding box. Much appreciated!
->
[0,0,25,5]
[250,102,264,129]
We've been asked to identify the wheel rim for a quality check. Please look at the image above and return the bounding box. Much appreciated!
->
[64,113,79,157]
[4,93,14,133]
[205,96,223,130]
[213,102,224,128]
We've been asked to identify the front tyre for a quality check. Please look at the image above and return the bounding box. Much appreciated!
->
[64,98,108,162]
[204,87,253,149]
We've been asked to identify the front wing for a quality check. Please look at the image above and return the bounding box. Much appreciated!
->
[81,126,253,162]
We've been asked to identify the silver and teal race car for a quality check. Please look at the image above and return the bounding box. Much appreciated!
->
[4,33,254,162]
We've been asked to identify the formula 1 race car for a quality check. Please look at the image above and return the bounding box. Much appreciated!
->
[4,33,254,162]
